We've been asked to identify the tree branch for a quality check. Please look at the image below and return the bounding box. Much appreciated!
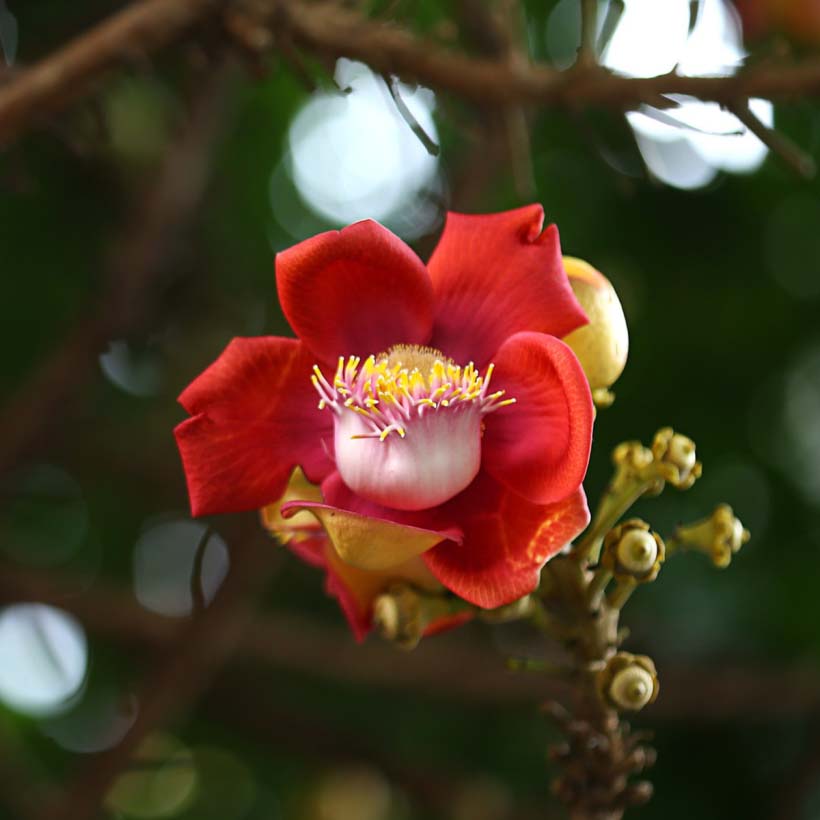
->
[3,0,820,150]
[729,99,817,178]
[579,0,598,67]
[269,1,820,110]
[1,561,818,721]
[0,0,221,147]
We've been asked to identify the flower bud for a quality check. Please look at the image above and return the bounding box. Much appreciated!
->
[597,653,659,712]
[612,441,654,472]
[652,428,702,489]
[562,257,629,393]
[373,583,476,648]
[624,781,654,806]
[372,583,423,650]
[672,504,750,568]
[601,519,665,583]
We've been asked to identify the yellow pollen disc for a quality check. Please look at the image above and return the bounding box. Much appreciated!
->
[382,344,452,373]
[310,343,515,442]
[365,354,483,401]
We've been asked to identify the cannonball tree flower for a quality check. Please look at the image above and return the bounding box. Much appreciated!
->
[174,205,595,639]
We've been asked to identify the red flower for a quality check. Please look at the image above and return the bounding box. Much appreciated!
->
[175,205,594,637]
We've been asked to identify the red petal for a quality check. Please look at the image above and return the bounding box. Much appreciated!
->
[323,553,372,642]
[427,206,588,366]
[284,536,327,569]
[424,473,590,608]
[423,611,474,637]
[175,337,333,516]
[483,331,593,505]
[276,220,434,363]
[260,468,327,568]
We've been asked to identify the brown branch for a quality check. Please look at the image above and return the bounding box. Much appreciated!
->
[729,99,817,178]
[1,561,818,721]
[0,0,220,147]
[3,0,820,151]
[451,0,535,199]
[382,73,440,155]
[579,0,598,67]
[271,2,820,108]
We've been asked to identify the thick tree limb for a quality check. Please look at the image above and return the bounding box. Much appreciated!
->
[729,99,817,178]
[276,2,820,108]
[0,0,221,147]
[4,0,820,149]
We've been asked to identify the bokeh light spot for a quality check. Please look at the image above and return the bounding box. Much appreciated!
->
[285,59,440,238]
[765,195,820,300]
[780,342,820,505]
[313,766,392,820]
[0,463,88,568]
[0,604,88,716]
[105,733,198,819]
[185,747,256,820]
[613,0,770,189]
[99,340,163,397]
[632,132,718,190]
[133,520,229,617]
[0,1,17,66]
[42,686,138,754]
[451,776,513,820]
[545,0,583,70]
[104,77,173,165]
[601,0,691,78]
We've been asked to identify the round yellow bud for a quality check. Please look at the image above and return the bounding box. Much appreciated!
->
[651,428,702,489]
[561,257,629,391]
[597,652,659,712]
[372,583,423,650]
[601,519,665,582]
[616,529,659,575]
[372,595,400,641]
[667,433,697,476]
[609,666,656,711]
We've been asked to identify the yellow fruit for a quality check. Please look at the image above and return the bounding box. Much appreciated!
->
[562,257,629,391]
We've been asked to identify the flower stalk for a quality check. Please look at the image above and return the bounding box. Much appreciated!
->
[573,429,701,564]
[510,431,741,819]
[666,504,750,567]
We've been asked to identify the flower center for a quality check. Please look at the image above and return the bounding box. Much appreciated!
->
[311,345,515,510]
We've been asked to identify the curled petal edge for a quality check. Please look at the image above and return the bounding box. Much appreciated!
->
[424,481,591,609]
[282,499,462,571]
